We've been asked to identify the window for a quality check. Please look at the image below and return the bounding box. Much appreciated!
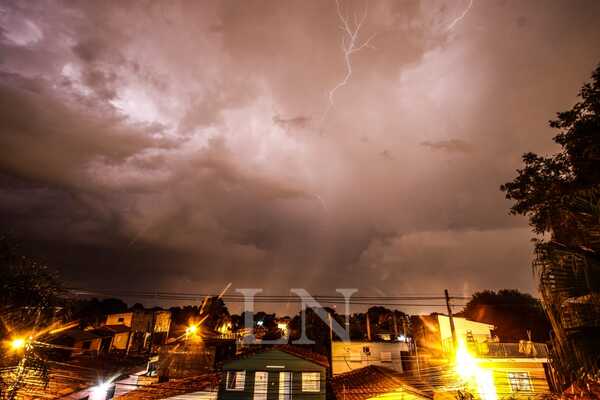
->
[362,346,370,354]
[226,371,245,391]
[380,351,392,362]
[118,317,125,323]
[279,371,292,400]
[301,372,320,392]
[508,372,532,392]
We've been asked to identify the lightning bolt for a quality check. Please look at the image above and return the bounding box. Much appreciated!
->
[313,193,328,212]
[320,0,376,130]
[447,0,474,31]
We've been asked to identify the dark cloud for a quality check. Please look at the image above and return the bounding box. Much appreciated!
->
[1,0,600,311]
[421,139,474,154]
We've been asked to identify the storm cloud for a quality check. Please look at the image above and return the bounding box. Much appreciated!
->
[1,0,599,311]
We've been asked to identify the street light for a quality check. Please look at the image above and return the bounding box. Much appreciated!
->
[185,324,198,335]
[10,338,26,351]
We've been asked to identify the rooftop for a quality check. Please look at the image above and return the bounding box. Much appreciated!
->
[332,366,432,400]
[229,344,329,368]
[115,373,219,400]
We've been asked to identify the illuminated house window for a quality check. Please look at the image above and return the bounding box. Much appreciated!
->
[226,371,245,391]
[508,372,533,392]
[301,372,320,392]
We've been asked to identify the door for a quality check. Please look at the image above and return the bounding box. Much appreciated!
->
[279,371,292,400]
[254,371,268,400]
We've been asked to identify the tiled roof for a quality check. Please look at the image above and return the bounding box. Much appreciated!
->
[332,366,432,400]
[115,373,220,400]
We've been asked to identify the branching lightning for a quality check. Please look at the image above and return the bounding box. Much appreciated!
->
[447,0,474,31]
[320,0,376,129]
[313,193,328,212]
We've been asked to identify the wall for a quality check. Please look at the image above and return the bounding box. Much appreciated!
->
[478,360,551,399]
[331,341,409,375]
[219,370,325,400]
[154,311,172,333]
[437,315,494,344]
[73,338,101,355]
[106,312,133,327]
[220,350,326,400]
[112,332,130,350]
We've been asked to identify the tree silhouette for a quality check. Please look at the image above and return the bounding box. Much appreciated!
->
[501,63,600,387]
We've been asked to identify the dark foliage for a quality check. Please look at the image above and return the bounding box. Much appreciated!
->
[458,289,551,341]
[501,64,600,235]
[501,63,600,386]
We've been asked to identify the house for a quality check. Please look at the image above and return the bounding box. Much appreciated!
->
[47,328,102,358]
[92,325,132,352]
[331,341,410,375]
[218,346,328,400]
[105,309,171,353]
[332,365,432,400]
[114,372,219,400]
[151,339,217,380]
[413,314,553,399]
[148,324,237,379]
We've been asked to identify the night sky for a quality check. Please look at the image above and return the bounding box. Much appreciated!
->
[1,0,599,311]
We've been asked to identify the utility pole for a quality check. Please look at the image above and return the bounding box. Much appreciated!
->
[328,312,334,343]
[366,311,372,341]
[444,289,457,350]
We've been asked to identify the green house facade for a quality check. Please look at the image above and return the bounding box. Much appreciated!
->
[218,348,327,400]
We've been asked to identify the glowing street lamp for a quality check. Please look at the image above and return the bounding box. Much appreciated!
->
[185,324,198,336]
[10,338,26,351]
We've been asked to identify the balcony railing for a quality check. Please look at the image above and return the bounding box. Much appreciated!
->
[442,338,549,359]
[475,342,548,358]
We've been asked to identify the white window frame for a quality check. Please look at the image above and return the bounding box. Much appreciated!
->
[301,372,320,392]
[279,371,292,400]
[507,371,533,392]
[226,370,245,391]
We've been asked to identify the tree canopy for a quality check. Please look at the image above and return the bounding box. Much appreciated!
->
[459,289,550,341]
[501,64,600,236]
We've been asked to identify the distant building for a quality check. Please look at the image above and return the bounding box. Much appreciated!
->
[92,324,131,352]
[218,346,328,400]
[105,309,171,353]
[149,336,236,380]
[331,341,410,375]
[47,328,101,358]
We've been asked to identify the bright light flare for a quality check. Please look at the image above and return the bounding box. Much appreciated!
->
[90,382,112,400]
[185,324,198,335]
[454,341,497,400]
[89,376,118,400]
[10,338,26,351]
